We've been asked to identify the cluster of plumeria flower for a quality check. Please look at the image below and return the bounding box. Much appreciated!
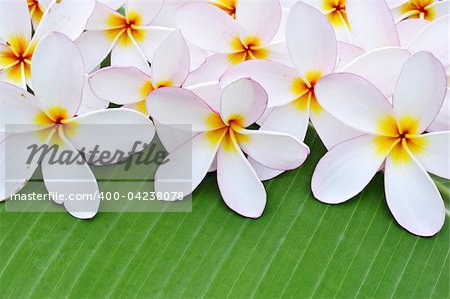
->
[0,0,448,237]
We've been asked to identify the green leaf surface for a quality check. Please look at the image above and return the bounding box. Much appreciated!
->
[1,130,449,298]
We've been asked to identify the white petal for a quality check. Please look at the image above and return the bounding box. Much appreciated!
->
[151,30,189,87]
[41,130,100,219]
[111,38,151,75]
[126,0,164,25]
[385,148,445,237]
[235,0,281,45]
[187,41,207,71]
[0,0,31,43]
[315,73,395,135]
[396,19,430,46]
[312,134,387,204]
[217,133,266,218]
[148,87,224,132]
[393,51,447,133]
[220,78,267,127]
[187,82,222,113]
[428,89,450,132]
[411,132,450,179]
[221,60,299,107]
[248,158,283,181]
[85,2,124,31]
[31,32,85,117]
[408,15,450,66]
[76,30,116,73]
[184,54,232,86]
[98,0,124,10]
[264,41,292,66]
[286,1,337,77]
[90,66,151,105]
[335,41,365,71]
[77,74,109,115]
[237,129,309,170]
[342,47,411,97]
[346,0,400,50]
[32,0,96,41]
[176,3,242,53]
[426,1,450,21]
[138,26,175,64]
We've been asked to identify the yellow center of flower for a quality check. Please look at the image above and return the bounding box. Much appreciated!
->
[205,113,249,152]
[374,115,427,164]
[34,106,71,125]
[291,71,323,114]
[0,35,35,84]
[400,0,436,20]
[209,0,237,18]
[105,11,147,46]
[228,36,269,65]
[28,0,45,24]
[322,0,350,28]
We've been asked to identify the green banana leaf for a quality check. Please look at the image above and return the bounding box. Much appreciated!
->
[1,129,449,298]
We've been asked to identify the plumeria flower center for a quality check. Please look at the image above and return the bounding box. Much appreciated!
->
[322,0,350,27]
[28,0,45,24]
[400,0,435,20]
[0,36,34,82]
[206,113,249,151]
[35,106,72,126]
[228,36,269,65]
[210,0,237,18]
[106,12,146,46]
[291,71,323,113]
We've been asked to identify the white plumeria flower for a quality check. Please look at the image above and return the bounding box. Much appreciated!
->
[0,32,155,218]
[387,0,450,22]
[0,0,95,89]
[312,51,449,237]
[89,30,190,116]
[76,0,173,74]
[148,78,309,218]
[221,1,411,179]
[176,0,288,83]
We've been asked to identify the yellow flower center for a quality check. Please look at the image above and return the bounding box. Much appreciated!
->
[105,11,147,46]
[209,0,237,18]
[28,0,45,24]
[322,0,350,28]
[34,106,71,125]
[205,113,249,152]
[291,71,323,114]
[374,115,427,164]
[400,0,436,20]
[0,35,35,84]
[228,36,269,65]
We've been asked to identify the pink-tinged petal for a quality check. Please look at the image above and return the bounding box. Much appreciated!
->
[384,148,445,237]
[408,15,450,66]
[31,33,84,117]
[65,108,155,163]
[346,0,400,50]
[428,89,450,132]
[271,7,289,42]
[221,60,299,107]
[0,0,31,43]
[176,4,242,53]
[217,133,266,218]
[410,131,450,179]
[393,51,447,133]
[342,47,411,97]
[138,26,174,64]
[220,78,268,127]
[312,134,387,204]
[286,2,337,78]
[237,129,309,170]
[32,0,96,41]
[148,87,224,132]
[154,121,196,153]
[264,41,292,66]
[396,19,430,46]
[151,30,189,88]
[0,82,44,132]
[155,130,224,198]
[235,0,281,44]
[336,42,365,70]
[260,102,310,142]
[77,74,109,115]
[315,73,395,135]
[90,66,151,105]
[184,54,232,86]
[85,2,123,30]
[98,0,124,10]
[41,129,99,219]
[76,30,116,73]
[1,132,42,200]
[248,158,283,181]
[187,41,207,71]
[187,82,222,113]
[111,37,151,74]
[126,0,164,26]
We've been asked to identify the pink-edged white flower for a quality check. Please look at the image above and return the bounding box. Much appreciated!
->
[148,78,309,218]
[76,0,173,74]
[312,51,448,237]
[89,30,190,116]
[0,0,95,88]
[388,0,450,22]
[176,0,288,83]
[0,33,155,218]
